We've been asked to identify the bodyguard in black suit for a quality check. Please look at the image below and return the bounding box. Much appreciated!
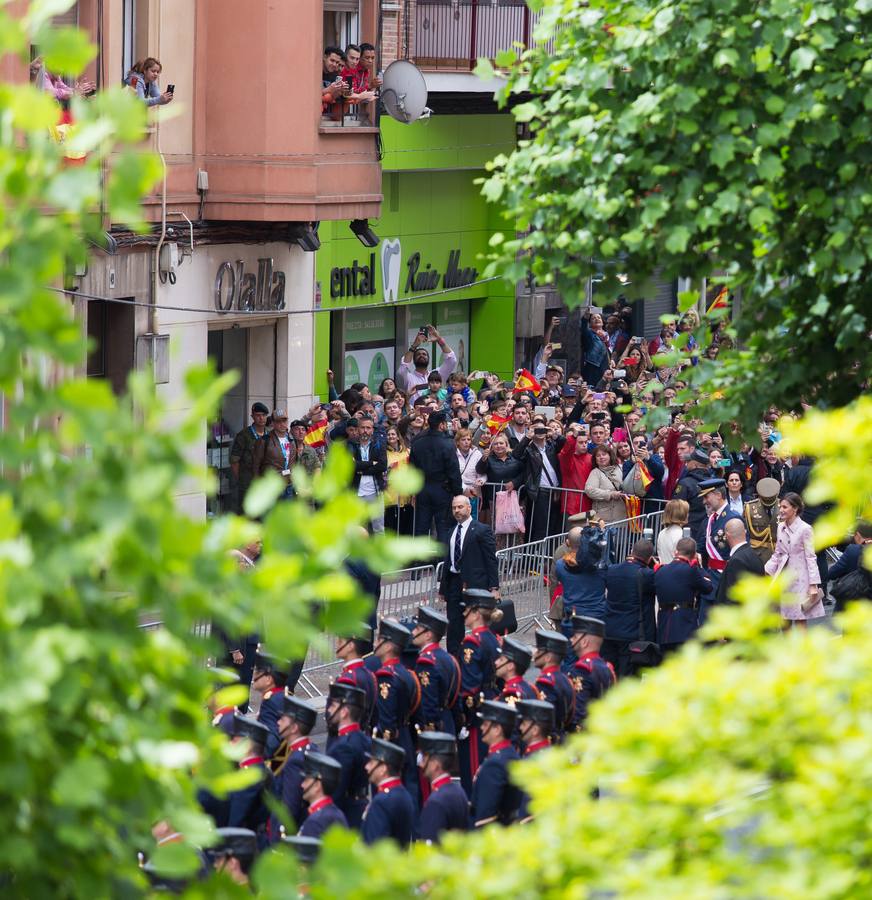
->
[438,495,500,655]
[409,411,463,544]
[654,537,713,651]
[716,519,766,606]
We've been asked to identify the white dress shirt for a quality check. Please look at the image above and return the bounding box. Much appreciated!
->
[450,517,473,573]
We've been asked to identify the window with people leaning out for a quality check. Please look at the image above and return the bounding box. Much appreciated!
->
[321,43,380,125]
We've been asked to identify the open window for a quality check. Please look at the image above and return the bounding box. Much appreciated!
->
[323,0,361,50]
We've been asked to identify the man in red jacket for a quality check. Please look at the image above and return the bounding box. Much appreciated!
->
[558,424,594,517]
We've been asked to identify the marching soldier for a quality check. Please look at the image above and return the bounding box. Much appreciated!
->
[324,681,371,829]
[334,626,378,730]
[252,650,290,758]
[416,731,470,843]
[204,827,258,887]
[568,615,616,729]
[268,693,319,837]
[532,630,576,737]
[362,738,416,847]
[743,476,781,564]
[411,606,462,734]
[495,636,539,705]
[470,701,523,828]
[457,588,502,794]
[297,752,348,839]
[515,698,556,823]
[372,618,422,803]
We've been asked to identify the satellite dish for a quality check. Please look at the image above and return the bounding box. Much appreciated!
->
[381,60,430,124]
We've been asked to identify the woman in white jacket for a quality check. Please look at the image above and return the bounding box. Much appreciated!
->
[656,498,690,564]
[455,428,485,516]
[584,445,627,524]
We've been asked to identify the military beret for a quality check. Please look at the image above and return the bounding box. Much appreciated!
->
[327,680,366,708]
[205,827,257,862]
[534,628,569,658]
[280,692,317,729]
[302,751,342,794]
[229,711,271,745]
[515,698,556,731]
[417,731,458,757]
[377,617,412,650]
[367,737,405,771]
[477,700,518,731]
[498,636,532,673]
[281,835,321,866]
[698,477,727,497]
[415,606,449,640]
[570,615,606,637]
[460,588,498,610]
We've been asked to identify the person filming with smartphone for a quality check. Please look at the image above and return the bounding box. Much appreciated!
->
[397,324,457,402]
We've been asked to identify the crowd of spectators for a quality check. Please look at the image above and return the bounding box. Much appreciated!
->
[321,42,380,123]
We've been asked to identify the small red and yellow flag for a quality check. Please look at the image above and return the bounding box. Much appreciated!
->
[625,495,643,527]
[637,460,654,491]
[485,413,511,435]
[706,285,730,315]
[303,421,328,448]
[513,368,542,395]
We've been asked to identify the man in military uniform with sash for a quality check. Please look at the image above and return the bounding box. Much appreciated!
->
[411,606,461,734]
[568,615,616,729]
[700,478,745,620]
[743,477,781,564]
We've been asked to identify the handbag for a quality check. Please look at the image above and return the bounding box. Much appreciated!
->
[621,463,648,498]
[830,567,872,602]
[494,489,525,535]
[628,568,662,671]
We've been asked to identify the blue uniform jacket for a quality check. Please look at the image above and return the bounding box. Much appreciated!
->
[459,626,500,721]
[417,777,470,843]
[554,559,607,619]
[270,738,318,836]
[298,798,348,839]
[535,666,576,735]
[340,659,379,730]
[362,779,416,847]
[326,725,371,829]
[227,759,268,831]
[604,559,657,642]
[415,643,461,734]
[257,687,285,758]
[570,652,615,729]
[375,658,421,798]
[470,742,522,826]
[654,558,713,645]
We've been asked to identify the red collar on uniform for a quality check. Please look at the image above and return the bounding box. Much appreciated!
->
[489,740,513,755]
[308,796,334,815]
[377,777,403,794]
[430,774,452,792]
[240,756,264,768]
[382,657,400,666]
[577,652,602,663]
[472,626,489,635]
[338,723,361,736]
[289,737,312,753]
[262,687,277,700]
[524,740,550,756]
[541,665,559,675]
[504,675,524,686]
[343,659,364,670]
[421,642,440,653]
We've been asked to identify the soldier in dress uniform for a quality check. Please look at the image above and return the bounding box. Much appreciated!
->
[515,698,556,823]
[268,693,319,838]
[532,629,576,737]
[416,731,470,843]
[743,476,781,564]
[699,478,745,620]
[470,701,523,828]
[297,752,348,839]
[411,606,462,734]
[654,539,714,652]
[372,618,421,804]
[495,636,539,705]
[457,588,502,794]
[252,649,290,757]
[671,448,714,550]
[334,625,378,730]
[362,738,416,847]
[324,680,371,829]
[568,615,616,729]
[204,827,258,886]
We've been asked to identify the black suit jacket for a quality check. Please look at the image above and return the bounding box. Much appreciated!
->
[717,543,766,605]
[440,518,499,593]
[511,436,565,500]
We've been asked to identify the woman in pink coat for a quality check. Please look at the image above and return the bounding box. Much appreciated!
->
[764,492,824,628]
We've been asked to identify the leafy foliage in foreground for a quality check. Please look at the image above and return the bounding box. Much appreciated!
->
[478,0,872,430]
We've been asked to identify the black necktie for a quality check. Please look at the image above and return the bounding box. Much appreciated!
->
[454,525,463,571]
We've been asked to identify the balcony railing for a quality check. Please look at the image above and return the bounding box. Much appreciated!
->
[384,0,558,73]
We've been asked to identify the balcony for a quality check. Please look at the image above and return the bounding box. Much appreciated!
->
[382,0,557,73]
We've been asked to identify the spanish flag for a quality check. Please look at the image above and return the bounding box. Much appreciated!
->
[485,413,510,435]
[706,285,730,315]
[513,368,542,395]
[625,495,643,528]
[637,460,654,491]
[303,421,328,448]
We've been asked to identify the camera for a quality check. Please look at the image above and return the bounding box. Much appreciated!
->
[418,326,429,337]
[613,369,626,378]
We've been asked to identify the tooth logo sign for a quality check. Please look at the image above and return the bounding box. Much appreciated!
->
[381,238,402,302]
